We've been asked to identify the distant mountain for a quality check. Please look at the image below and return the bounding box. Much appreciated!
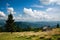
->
[0,20,60,28]
[15,21,60,28]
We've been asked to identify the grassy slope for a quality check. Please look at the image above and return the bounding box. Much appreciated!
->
[0,28,60,40]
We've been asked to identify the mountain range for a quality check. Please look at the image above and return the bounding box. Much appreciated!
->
[0,20,60,28]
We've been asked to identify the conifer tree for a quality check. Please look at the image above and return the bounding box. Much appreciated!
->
[56,24,60,28]
[5,13,16,32]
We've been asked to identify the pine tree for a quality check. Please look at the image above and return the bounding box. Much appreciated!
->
[56,24,60,28]
[5,13,16,32]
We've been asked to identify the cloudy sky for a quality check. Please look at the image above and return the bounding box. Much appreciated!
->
[0,0,60,22]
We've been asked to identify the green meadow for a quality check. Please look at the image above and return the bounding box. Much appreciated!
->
[0,28,60,40]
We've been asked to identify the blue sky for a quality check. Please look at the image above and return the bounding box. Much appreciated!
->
[0,0,60,22]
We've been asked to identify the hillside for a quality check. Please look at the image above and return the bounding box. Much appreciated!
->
[0,28,60,40]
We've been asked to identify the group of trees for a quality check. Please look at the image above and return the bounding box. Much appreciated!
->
[0,13,60,32]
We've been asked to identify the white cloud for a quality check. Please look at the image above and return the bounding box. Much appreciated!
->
[0,11,6,17]
[40,0,50,5]
[40,0,60,5]
[7,7,16,14]
[23,7,60,21]
[23,8,53,21]
[46,7,60,13]
[31,5,44,8]
[8,7,14,12]
[46,7,60,21]
[46,8,53,11]
[0,11,6,20]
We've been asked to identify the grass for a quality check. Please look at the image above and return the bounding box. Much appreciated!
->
[0,28,60,40]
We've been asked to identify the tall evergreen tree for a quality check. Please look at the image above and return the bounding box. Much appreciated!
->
[5,13,16,32]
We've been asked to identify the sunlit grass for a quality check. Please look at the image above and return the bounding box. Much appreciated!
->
[0,28,60,40]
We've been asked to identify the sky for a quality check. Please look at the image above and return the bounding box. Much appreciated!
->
[0,0,60,22]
